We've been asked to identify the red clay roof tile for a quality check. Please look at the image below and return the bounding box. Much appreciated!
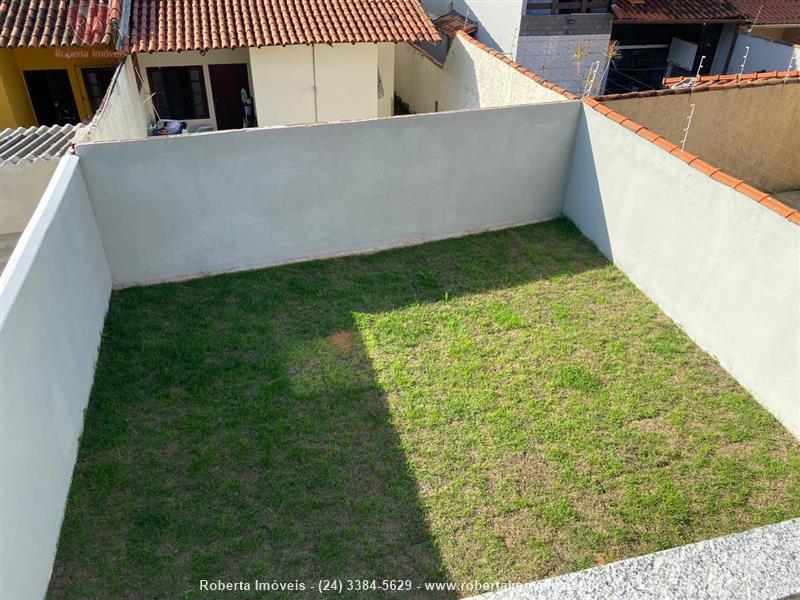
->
[612,0,746,22]
[0,0,121,47]
[129,0,440,52]
[663,70,800,89]
[432,10,477,39]
[731,0,800,25]
[760,196,795,218]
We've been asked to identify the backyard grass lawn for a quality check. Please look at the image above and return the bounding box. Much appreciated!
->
[50,219,800,597]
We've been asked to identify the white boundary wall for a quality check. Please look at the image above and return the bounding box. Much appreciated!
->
[83,59,153,143]
[0,156,112,598]
[395,35,566,114]
[564,105,800,437]
[76,102,581,287]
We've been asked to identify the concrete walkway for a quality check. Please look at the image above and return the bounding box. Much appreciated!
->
[476,518,800,600]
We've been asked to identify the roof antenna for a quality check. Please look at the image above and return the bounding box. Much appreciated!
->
[747,4,763,33]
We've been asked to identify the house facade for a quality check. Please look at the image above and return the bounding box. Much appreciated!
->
[605,0,746,94]
[128,0,438,131]
[0,0,123,128]
[517,0,614,95]
[733,0,800,44]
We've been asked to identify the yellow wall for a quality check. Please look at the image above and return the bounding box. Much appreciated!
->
[0,46,122,129]
[0,50,36,128]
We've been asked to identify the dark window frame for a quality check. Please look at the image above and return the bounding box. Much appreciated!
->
[22,68,80,126]
[146,65,210,120]
[81,66,116,113]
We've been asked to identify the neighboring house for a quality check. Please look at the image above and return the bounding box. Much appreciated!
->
[128,0,439,131]
[416,9,479,63]
[419,0,526,57]
[724,1,800,74]
[395,30,574,114]
[0,0,123,128]
[517,0,614,95]
[733,0,800,44]
[606,0,746,93]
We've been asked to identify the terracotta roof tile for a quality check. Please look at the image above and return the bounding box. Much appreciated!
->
[129,0,440,52]
[663,70,800,89]
[0,0,121,47]
[432,9,477,39]
[612,0,746,22]
[598,70,800,101]
[732,0,800,25]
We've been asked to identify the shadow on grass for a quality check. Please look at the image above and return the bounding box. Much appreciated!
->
[49,219,607,597]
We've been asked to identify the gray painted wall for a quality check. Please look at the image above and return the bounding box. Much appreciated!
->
[76,103,581,287]
[0,156,112,599]
[564,105,800,438]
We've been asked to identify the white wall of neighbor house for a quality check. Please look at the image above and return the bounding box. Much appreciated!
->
[395,34,567,114]
[420,0,525,56]
[0,155,112,599]
[314,43,379,122]
[378,43,395,117]
[83,59,154,142]
[0,160,57,234]
[75,101,581,287]
[248,45,315,126]
[136,48,253,132]
[564,105,800,438]
[249,43,387,126]
[726,31,800,75]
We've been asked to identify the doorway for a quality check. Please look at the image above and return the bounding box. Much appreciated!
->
[23,70,80,126]
[208,64,254,130]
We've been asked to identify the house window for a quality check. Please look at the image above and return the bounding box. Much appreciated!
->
[82,67,115,113]
[147,66,209,119]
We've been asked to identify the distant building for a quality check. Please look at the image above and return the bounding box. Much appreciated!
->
[606,0,747,94]
[517,0,614,96]
[127,0,439,131]
[0,0,123,129]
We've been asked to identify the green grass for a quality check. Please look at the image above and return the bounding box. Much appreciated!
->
[49,219,800,598]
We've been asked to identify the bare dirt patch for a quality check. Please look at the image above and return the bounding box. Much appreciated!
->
[328,329,358,354]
